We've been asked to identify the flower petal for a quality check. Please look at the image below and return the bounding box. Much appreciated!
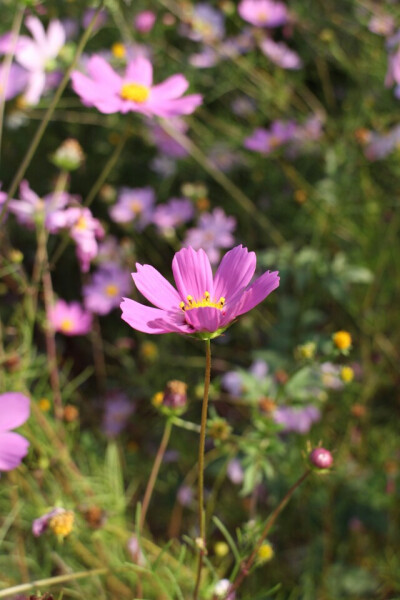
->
[87,55,121,90]
[213,245,256,301]
[151,75,189,100]
[132,264,182,311]
[121,298,192,334]
[147,94,203,117]
[236,270,280,316]
[184,306,222,333]
[125,57,153,86]
[172,247,214,302]
[0,393,30,431]
[0,432,29,471]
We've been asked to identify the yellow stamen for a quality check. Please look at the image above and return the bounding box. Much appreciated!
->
[61,319,73,332]
[105,284,118,297]
[49,511,74,538]
[130,200,142,214]
[181,292,226,311]
[120,82,150,103]
[75,216,87,230]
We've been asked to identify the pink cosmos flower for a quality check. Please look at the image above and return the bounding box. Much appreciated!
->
[83,263,132,316]
[0,392,30,472]
[48,299,92,336]
[260,38,302,69]
[71,55,202,117]
[238,0,288,28]
[50,206,105,272]
[14,16,66,105]
[109,187,155,229]
[0,62,28,101]
[152,197,194,234]
[121,245,279,337]
[244,121,296,154]
[8,180,72,230]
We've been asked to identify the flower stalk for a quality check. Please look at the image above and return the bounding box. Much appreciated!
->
[193,337,211,600]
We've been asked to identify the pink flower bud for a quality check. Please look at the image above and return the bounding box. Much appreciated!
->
[309,447,333,470]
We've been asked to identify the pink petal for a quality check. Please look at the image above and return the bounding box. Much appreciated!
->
[236,270,280,316]
[184,306,222,333]
[132,264,182,311]
[25,16,47,50]
[147,94,203,117]
[124,57,153,86]
[151,75,189,100]
[24,71,46,105]
[0,432,29,471]
[0,392,30,431]
[46,20,66,57]
[87,55,121,90]
[213,245,256,301]
[172,247,214,302]
[121,298,191,334]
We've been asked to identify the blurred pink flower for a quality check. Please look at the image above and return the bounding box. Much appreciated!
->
[0,62,28,101]
[152,197,194,233]
[238,0,288,28]
[71,55,202,117]
[51,206,105,272]
[14,16,66,105]
[260,38,302,69]
[8,180,71,230]
[149,117,189,158]
[244,121,296,154]
[0,392,30,472]
[368,14,394,37]
[32,507,65,537]
[109,187,156,229]
[121,245,279,337]
[184,208,236,264]
[134,11,156,34]
[83,263,132,315]
[48,299,92,336]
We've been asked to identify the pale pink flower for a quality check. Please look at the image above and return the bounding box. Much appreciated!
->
[134,11,156,34]
[15,16,66,104]
[71,55,202,117]
[48,299,92,336]
[83,263,132,316]
[8,180,72,230]
[121,245,279,337]
[0,392,30,472]
[184,208,236,264]
[260,38,302,69]
[238,0,288,28]
[109,187,155,229]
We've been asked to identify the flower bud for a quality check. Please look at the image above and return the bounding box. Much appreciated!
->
[50,139,85,171]
[309,447,333,470]
[163,380,188,409]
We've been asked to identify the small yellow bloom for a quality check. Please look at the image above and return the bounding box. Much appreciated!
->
[340,366,354,383]
[111,42,126,59]
[38,397,51,412]
[257,541,274,563]
[214,541,229,557]
[152,391,164,407]
[333,330,352,351]
[297,341,316,360]
[49,511,74,538]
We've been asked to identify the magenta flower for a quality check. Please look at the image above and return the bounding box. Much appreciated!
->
[244,121,296,154]
[71,55,202,117]
[0,62,28,101]
[121,245,279,338]
[134,10,156,34]
[238,0,288,28]
[0,392,30,472]
[32,507,65,537]
[48,299,92,336]
[8,180,72,230]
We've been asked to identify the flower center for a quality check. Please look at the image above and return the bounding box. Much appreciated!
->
[75,216,87,230]
[112,42,126,59]
[105,284,119,297]
[258,10,268,22]
[61,319,73,332]
[120,82,150,103]
[179,291,225,311]
[130,200,142,214]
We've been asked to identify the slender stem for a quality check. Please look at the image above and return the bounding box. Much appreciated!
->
[1,2,104,220]
[139,419,173,531]
[227,469,311,597]
[193,338,211,600]
[90,314,107,393]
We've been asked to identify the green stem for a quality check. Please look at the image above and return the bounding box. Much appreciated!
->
[139,419,173,531]
[0,568,108,598]
[227,469,311,597]
[193,338,211,600]
[1,2,104,220]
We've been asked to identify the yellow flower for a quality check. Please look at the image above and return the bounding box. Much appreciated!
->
[214,541,229,557]
[340,366,354,383]
[152,391,164,407]
[38,397,51,412]
[297,341,316,360]
[111,42,126,59]
[333,330,352,351]
[49,511,74,538]
[257,541,274,563]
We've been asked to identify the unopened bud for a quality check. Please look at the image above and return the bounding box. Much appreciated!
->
[163,380,187,409]
[50,138,85,171]
[309,447,333,470]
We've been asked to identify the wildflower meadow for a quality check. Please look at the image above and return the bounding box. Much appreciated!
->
[0,0,398,598]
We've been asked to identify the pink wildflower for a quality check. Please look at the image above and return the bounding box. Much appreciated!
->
[15,16,66,105]
[121,245,279,338]
[8,180,72,230]
[184,208,236,264]
[48,299,92,336]
[260,38,302,69]
[109,187,155,229]
[83,263,132,316]
[134,11,156,34]
[71,55,202,117]
[238,0,288,28]
[0,62,28,101]
[0,392,30,472]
